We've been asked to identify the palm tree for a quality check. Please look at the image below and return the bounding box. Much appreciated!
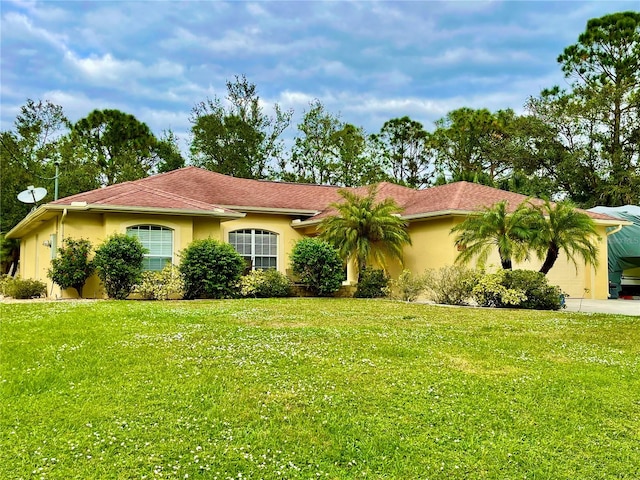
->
[318,185,411,278]
[529,200,599,275]
[451,200,534,270]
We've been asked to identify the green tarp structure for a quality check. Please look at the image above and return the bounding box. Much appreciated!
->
[589,205,640,298]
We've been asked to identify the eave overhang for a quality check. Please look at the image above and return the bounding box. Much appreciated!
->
[217,205,320,216]
[5,203,245,239]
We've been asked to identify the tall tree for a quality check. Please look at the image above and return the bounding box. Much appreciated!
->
[556,11,640,205]
[451,201,535,270]
[372,116,432,188]
[73,109,160,186]
[332,123,385,187]
[529,200,600,275]
[431,108,524,186]
[155,130,185,173]
[522,88,605,205]
[319,186,411,278]
[190,75,292,179]
[283,99,341,184]
[0,100,70,233]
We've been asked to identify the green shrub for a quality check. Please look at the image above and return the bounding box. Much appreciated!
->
[472,269,562,310]
[472,270,527,308]
[134,265,184,300]
[355,268,389,298]
[290,238,344,296]
[94,234,146,299]
[179,239,245,299]
[240,269,291,298]
[502,270,563,310]
[423,265,482,305]
[388,269,426,302]
[48,238,95,297]
[0,274,12,296]
[3,277,47,299]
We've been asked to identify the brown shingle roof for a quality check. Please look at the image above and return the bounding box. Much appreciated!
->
[51,167,615,221]
[136,166,342,212]
[52,177,236,213]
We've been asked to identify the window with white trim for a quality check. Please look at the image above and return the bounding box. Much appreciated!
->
[126,225,173,271]
[229,229,278,270]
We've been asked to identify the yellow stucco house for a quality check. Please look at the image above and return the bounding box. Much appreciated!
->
[6,166,626,299]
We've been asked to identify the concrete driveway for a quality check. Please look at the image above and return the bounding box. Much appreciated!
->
[564,298,640,316]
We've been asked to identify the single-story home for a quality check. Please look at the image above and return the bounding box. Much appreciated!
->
[6,166,627,299]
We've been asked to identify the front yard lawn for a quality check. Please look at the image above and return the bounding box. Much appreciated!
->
[1,299,639,479]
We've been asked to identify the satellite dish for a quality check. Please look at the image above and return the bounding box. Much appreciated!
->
[17,185,47,204]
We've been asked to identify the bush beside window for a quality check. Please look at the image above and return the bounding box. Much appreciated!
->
[240,269,291,298]
[290,238,344,297]
[179,239,245,299]
[94,234,146,299]
[134,265,184,300]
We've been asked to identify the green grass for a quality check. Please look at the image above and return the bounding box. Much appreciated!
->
[1,299,639,479]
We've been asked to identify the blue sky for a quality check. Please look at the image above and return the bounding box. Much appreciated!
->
[1,0,636,151]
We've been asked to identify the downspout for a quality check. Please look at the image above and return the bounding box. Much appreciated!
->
[60,208,68,239]
[606,224,623,236]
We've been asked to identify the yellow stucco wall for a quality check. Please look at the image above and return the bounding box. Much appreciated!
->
[18,217,58,294]
[16,211,227,299]
[400,217,460,278]
[14,208,613,301]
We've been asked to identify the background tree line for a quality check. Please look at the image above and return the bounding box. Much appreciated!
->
[2,10,638,245]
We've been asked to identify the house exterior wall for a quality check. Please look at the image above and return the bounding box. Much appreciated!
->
[13,208,613,301]
[15,211,225,299]
[398,217,609,300]
[192,218,222,241]
[18,217,57,294]
[400,217,460,277]
[445,223,610,300]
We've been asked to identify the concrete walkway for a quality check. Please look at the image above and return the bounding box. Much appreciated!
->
[563,298,639,316]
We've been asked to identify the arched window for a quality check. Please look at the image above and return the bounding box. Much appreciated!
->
[126,225,173,271]
[229,229,278,270]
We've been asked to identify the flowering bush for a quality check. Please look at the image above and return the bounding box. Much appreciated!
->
[240,269,291,298]
[135,265,184,300]
[48,238,95,297]
[472,270,527,307]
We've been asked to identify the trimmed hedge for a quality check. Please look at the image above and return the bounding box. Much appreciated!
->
[180,239,245,299]
[290,238,344,297]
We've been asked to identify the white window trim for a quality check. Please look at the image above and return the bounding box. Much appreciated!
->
[229,229,278,271]
[126,225,174,271]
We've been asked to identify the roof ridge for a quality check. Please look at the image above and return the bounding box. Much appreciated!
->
[134,184,223,210]
[51,180,134,204]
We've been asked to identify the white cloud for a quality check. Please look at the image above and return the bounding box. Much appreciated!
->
[1,11,68,51]
[423,47,535,66]
[64,52,184,85]
[246,2,269,17]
